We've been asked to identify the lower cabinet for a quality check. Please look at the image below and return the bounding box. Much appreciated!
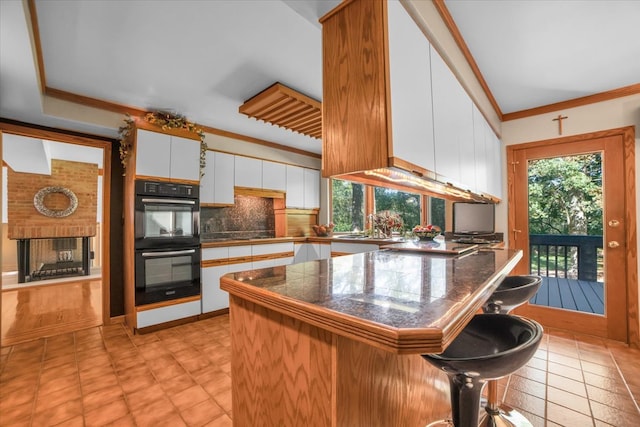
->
[294,243,331,262]
[201,242,294,314]
[331,242,379,255]
[136,299,201,329]
[201,264,230,313]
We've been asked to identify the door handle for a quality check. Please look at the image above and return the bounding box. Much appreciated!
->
[608,219,620,227]
[608,241,620,248]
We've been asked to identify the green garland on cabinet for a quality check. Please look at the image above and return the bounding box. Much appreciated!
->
[118,111,207,177]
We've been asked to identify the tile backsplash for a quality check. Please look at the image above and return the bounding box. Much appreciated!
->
[200,195,275,240]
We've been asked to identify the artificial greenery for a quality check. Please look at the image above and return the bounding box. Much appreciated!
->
[118,111,207,177]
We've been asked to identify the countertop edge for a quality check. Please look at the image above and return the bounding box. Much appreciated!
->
[221,249,523,354]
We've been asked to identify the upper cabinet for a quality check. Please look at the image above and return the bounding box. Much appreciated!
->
[387,0,435,173]
[234,156,262,188]
[430,45,474,190]
[135,128,200,182]
[201,151,234,206]
[286,165,319,209]
[320,0,503,201]
[262,160,287,192]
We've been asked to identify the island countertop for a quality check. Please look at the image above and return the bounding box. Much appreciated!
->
[221,247,522,354]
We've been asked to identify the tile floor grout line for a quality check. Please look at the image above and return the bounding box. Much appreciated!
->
[606,343,640,415]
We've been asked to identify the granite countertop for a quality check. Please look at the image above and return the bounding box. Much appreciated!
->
[221,247,523,354]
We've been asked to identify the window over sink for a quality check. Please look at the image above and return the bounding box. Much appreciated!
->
[331,178,445,234]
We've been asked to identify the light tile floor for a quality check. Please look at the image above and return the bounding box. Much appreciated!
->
[1,315,639,426]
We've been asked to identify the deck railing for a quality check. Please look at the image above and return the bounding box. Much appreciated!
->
[529,234,603,282]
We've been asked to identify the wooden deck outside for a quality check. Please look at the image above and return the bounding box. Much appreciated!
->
[529,276,604,315]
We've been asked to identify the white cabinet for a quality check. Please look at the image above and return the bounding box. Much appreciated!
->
[286,165,304,208]
[201,247,229,314]
[135,129,200,181]
[305,243,331,261]
[200,150,216,204]
[170,135,201,182]
[472,106,488,195]
[331,242,379,254]
[201,151,235,205]
[136,129,171,178]
[294,243,307,263]
[387,0,435,173]
[201,264,229,313]
[485,128,503,199]
[303,169,320,209]
[235,156,262,188]
[262,160,287,191]
[431,46,474,188]
[137,299,201,328]
[213,152,235,205]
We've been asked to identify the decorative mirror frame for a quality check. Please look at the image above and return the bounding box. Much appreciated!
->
[33,186,78,218]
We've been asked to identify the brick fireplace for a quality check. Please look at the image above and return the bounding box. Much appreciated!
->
[7,159,98,283]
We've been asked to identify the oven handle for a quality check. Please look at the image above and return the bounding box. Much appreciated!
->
[140,198,196,205]
[141,249,196,257]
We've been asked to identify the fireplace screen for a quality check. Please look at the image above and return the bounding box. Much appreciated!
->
[17,237,92,282]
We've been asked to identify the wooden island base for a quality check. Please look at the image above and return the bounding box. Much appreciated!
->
[229,295,450,427]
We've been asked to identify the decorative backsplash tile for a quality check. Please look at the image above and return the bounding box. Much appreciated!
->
[201,195,275,240]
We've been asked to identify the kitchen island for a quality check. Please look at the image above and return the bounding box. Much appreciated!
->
[220,247,522,426]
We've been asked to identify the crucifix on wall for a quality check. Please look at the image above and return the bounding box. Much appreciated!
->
[552,114,568,135]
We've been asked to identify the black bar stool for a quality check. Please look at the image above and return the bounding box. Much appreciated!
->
[480,275,542,427]
[422,314,543,427]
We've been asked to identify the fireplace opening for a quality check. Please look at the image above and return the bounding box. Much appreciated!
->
[17,237,92,283]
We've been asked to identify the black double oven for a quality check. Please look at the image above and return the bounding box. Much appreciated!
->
[134,180,201,306]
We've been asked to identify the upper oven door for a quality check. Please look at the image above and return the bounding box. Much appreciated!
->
[135,197,200,249]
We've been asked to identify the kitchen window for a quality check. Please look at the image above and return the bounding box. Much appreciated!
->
[331,179,444,233]
[332,179,365,232]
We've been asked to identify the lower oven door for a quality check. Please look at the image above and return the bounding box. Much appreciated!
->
[135,247,201,306]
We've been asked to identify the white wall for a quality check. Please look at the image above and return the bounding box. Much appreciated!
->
[500,93,640,339]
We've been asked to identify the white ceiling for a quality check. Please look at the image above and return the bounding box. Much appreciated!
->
[1,0,639,157]
[444,0,640,114]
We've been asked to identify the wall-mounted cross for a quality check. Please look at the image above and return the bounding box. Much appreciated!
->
[552,114,568,135]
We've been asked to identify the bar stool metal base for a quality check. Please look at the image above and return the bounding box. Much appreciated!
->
[479,404,534,427]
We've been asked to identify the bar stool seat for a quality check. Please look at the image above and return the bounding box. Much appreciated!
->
[479,275,542,427]
[422,314,543,427]
[482,275,542,314]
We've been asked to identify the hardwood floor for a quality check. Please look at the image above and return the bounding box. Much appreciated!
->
[1,279,102,347]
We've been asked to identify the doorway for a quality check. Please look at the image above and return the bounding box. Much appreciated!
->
[0,122,112,346]
[507,127,638,344]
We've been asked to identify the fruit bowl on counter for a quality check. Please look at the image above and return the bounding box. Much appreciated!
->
[312,223,335,237]
[412,224,441,241]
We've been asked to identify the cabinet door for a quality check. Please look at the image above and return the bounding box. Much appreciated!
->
[303,169,320,209]
[262,160,286,191]
[213,152,235,205]
[294,243,307,263]
[202,264,230,312]
[431,46,473,187]
[137,300,201,328]
[319,244,331,260]
[458,102,476,192]
[485,129,503,199]
[234,156,262,189]
[200,150,216,204]
[170,136,201,182]
[387,0,435,172]
[136,129,171,178]
[286,165,304,208]
[472,106,488,195]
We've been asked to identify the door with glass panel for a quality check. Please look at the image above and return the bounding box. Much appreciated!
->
[508,130,633,342]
